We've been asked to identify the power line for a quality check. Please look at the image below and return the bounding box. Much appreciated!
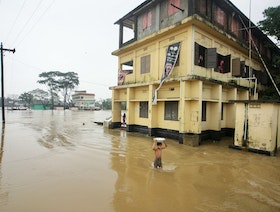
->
[11,0,44,46]
[6,56,47,73]
[16,0,56,47]
[5,0,28,43]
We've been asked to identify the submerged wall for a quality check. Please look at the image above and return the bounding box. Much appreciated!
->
[233,101,280,155]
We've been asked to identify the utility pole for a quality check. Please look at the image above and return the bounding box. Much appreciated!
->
[0,43,15,123]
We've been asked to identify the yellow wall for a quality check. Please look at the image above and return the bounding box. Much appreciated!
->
[234,102,280,153]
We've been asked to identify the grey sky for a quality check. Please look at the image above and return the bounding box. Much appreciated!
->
[0,0,279,100]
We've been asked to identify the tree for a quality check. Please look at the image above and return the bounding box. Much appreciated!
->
[58,72,79,109]
[30,89,50,109]
[37,71,60,109]
[19,92,33,108]
[258,6,280,44]
[37,71,79,109]
[102,98,112,110]
[257,6,280,100]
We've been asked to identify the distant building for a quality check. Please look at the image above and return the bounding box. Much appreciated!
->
[110,0,280,145]
[72,90,95,110]
[31,104,51,110]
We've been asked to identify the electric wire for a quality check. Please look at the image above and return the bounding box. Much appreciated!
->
[15,0,56,47]
[11,0,44,46]
[5,0,28,44]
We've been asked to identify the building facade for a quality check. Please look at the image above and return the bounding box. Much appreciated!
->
[72,90,95,110]
[110,0,279,145]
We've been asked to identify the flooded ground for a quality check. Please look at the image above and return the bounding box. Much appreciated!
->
[0,110,279,212]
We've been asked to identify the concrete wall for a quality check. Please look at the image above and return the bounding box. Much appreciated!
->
[234,101,280,155]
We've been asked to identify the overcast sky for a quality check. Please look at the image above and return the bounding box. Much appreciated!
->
[0,0,279,100]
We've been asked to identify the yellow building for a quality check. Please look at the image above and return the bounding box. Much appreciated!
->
[110,0,279,145]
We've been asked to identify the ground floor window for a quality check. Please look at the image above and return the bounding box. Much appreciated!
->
[139,101,148,118]
[202,101,207,121]
[164,101,178,120]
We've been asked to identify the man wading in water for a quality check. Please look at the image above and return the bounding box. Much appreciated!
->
[152,138,167,169]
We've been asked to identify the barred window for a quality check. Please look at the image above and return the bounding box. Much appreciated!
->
[164,101,178,120]
[139,101,148,118]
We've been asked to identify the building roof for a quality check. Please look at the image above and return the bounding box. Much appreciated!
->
[114,0,156,28]
[114,0,279,52]
[115,0,250,27]
[72,90,95,96]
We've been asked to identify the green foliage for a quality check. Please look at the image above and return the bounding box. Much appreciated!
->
[258,6,280,43]
[95,98,112,110]
[57,72,79,108]
[37,71,79,109]
[257,6,280,100]
[18,92,33,108]
[30,88,51,107]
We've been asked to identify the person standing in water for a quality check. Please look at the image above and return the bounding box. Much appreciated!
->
[152,138,167,169]
[122,113,126,124]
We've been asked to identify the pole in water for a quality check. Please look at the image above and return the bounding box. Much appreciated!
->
[0,43,16,123]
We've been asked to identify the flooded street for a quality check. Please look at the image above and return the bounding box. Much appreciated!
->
[0,110,279,212]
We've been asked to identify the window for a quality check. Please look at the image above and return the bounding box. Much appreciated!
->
[142,10,152,30]
[164,101,178,120]
[168,0,181,16]
[139,101,148,118]
[195,0,207,16]
[202,101,206,121]
[241,64,249,78]
[141,55,151,74]
[194,42,217,68]
[121,60,133,73]
[215,54,231,73]
[230,17,239,37]
[195,43,232,73]
[119,61,133,85]
[214,5,226,29]
[195,42,206,67]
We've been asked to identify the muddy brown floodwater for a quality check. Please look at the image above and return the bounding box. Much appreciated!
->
[0,110,279,212]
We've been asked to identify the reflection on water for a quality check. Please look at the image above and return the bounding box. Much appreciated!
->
[0,124,9,207]
[0,110,279,212]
